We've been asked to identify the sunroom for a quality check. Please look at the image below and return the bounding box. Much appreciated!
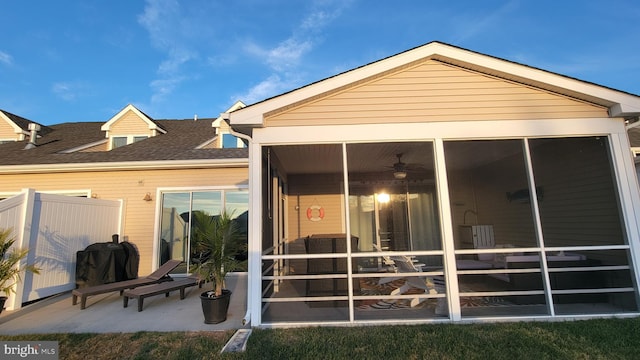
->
[228,42,640,326]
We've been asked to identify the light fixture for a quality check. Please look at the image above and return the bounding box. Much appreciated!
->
[377,193,390,203]
[393,170,407,179]
[143,192,152,201]
[392,154,407,179]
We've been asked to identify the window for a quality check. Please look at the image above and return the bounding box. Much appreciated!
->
[158,189,248,275]
[222,133,246,148]
[112,137,127,149]
[111,135,149,149]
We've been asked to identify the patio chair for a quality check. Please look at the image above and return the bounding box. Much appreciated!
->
[72,259,181,310]
[122,276,203,312]
[380,255,444,308]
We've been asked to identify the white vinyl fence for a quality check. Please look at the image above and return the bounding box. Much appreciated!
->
[0,189,122,310]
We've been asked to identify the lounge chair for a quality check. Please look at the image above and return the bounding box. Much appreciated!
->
[72,259,181,309]
[122,276,203,312]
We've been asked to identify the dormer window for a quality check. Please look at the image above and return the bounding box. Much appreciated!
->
[111,135,149,149]
[101,104,165,151]
[222,133,246,148]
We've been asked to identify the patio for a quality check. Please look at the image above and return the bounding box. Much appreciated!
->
[0,273,248,335]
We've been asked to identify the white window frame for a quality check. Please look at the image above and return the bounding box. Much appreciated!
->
[109,135,149,150]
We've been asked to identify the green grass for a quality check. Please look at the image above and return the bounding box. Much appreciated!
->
[2,318,640,359]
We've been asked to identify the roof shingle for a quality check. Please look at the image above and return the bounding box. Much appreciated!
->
[0,118,247,166]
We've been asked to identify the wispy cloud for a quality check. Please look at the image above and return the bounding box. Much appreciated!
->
[245,39,313,72]
[452,1,520,43]
[138,0,198,103]
[51,81,90,102]
[150,76,186,104]
[0,51,13,66]
[236,74,305,105]
[238,0,352,104]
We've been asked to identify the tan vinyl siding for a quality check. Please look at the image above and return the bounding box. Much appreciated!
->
[287,174,345,242]
[199,138,218,149]
[0,119,17,140]
[266,60,608,126]
[287,194,344,242]
[80,142,109,152]
[0,167,248,274]
[110,110,154,136]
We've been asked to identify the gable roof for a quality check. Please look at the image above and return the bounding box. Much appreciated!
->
[100,104,167,135]
[0,118,247,173]
[0,110,51,140]
[228,41,640,133]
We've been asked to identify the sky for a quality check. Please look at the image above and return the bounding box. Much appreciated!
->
[1,0,639,125]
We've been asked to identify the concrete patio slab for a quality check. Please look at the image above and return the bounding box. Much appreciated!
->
[0,273,248,335]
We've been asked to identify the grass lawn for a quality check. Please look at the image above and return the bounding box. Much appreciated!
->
[2,318,640,359]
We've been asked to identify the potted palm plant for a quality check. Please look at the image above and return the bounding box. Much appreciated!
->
[0,228,40,313]
[192,210,245,324]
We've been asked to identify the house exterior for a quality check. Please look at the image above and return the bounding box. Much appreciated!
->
[0,103,249,278]
[227,41,640,326]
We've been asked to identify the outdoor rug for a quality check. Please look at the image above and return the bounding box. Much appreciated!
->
[356,278,511,310]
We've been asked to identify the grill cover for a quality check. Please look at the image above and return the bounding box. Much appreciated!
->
[75,241,140,288]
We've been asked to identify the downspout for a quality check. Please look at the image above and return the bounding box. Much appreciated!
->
[228,120,253,326]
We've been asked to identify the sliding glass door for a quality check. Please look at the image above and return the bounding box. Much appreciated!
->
[158,189,248,275]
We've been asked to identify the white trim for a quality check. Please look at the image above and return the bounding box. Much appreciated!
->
[0,189,92,198]
[156,185,249,192]
[248,140,262,326]
[58,139,108,153]
[434,138,459,321]
[109,134,149,150]
[608,131,640,296]
[230,42,640,127]
[214,100,246,128]
[195,136,217,149]
[151,185,250,271]
[0,158,249,174]
[0,111,30,140]
[252,118,621,145]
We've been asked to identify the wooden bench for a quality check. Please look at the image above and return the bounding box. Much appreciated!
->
[123,277,202,312]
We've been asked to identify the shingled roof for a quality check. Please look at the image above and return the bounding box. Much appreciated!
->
[0,118,248,166]
[0,109,53,137]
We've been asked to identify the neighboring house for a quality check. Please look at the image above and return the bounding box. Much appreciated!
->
[0,103,249,278]
[227,41,640,326]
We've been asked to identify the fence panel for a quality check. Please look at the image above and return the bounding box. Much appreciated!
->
[0,190,122,310]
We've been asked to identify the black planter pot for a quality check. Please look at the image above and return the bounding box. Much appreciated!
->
[200,289,232,324]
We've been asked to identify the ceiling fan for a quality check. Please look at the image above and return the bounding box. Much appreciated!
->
[387,153,428,179]
[391,154,408,179]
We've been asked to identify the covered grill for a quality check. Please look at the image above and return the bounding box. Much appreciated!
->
[75,235,139,288]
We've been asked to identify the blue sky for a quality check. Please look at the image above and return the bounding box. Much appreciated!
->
[1,0,639,125]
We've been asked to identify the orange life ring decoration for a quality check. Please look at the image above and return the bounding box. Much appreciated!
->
[306,205,325,222]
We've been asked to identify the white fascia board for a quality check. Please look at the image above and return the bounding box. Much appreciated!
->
[214,101,247,127]
[435,46,640,115]
[230,42,640,126]
[610,103,640,118]
[0,158,249,174]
